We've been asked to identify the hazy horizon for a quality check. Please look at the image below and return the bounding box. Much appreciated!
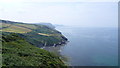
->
[0,0,118,27]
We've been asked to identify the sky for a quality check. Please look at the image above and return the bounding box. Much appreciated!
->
[0,0,118,27]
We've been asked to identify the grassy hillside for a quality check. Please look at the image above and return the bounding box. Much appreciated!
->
[2,32,66,67]
[1,19,68,67]
[0,20,68,47]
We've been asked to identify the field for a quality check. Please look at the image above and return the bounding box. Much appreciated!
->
[1,19,68,47]
[1,19,68,67]
[1,22,38,33]
[2,25,32,33]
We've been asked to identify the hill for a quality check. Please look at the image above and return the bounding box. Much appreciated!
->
[1,19,68,67]
[35,22,55,29]
[0,19,68,47]
[2,32,66,67]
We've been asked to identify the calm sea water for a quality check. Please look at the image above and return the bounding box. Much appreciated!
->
[56,26,118,66]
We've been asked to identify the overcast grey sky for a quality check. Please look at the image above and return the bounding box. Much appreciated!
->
[0,0,118,27]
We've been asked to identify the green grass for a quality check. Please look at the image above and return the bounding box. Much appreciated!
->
[1,22,36,33]
[1,19,68,67]
[2,33,67,67]
[1,23,11,28]
[2,25,32,33]
[1,20,67,47]
[14,23,37,29]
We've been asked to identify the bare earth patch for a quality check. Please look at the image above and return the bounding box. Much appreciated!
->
[38,33,52,36]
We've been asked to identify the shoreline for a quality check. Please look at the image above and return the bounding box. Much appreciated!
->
[40,40,69,49]
[41,40,69,66]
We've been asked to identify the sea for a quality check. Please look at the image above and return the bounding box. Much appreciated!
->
[55,26,118,66]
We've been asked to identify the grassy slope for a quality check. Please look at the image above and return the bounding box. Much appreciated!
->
[1,20,67,47]
[2,32,66,67]
[1,23,35,33]
[0,20,68,67]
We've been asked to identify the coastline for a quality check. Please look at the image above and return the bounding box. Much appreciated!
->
[41,40,69,66]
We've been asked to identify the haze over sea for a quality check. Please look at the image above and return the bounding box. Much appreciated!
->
[0,0,118,66]
[56,26,118,66]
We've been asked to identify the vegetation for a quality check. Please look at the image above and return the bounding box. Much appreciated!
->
[1,19,68,67]
[14,23,37,29]
[2,33,66,67]
[2,25,32,33]
[1,20,68,47]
